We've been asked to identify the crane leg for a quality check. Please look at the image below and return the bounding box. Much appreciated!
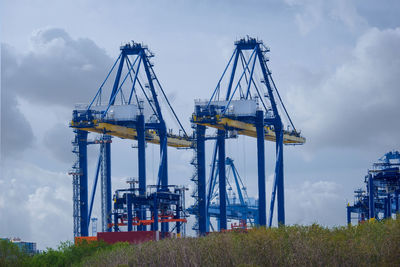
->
[256,111,266,226]
[137,114,146,231]
[196,125,207,235]
[276,127,285,226]
[218,129,227,230]
[78,130,89,236]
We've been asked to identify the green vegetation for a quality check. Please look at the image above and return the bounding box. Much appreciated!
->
[0,239,28,266]
[27,241,112,267]
[3,219,400,266]
[83,219,400,267]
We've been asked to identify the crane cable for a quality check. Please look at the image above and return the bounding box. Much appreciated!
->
[265,64,297,133]
[148,64,189,138]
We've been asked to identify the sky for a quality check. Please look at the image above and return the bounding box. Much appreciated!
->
[1,0,399,250]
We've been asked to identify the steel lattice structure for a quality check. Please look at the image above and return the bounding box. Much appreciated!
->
[347,151,400,224]
[187,157,258,232]
[70,42,190,237]
[191,37,305,235]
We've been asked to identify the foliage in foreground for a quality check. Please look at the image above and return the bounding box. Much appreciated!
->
[27,240,114,267]
[0,239,29,267]
[2,219,400,266]
[0,239,116,267]
[84,219,400,267]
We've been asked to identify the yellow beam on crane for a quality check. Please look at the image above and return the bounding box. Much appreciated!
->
[70,120,193,148]
[191,115,306,145]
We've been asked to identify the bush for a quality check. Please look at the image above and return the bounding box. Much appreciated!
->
[6,218,399,266]
[0,239,29,267]
[83,218,400,267]
[27,240,112,267]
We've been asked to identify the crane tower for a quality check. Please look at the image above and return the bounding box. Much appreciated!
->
[70,42,191,237]
[191,37,305,235]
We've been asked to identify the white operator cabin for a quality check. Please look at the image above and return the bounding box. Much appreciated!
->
[76,101,157,122]
[194,99,258,117]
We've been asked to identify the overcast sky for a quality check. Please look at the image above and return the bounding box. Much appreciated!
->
[1,0,399,250]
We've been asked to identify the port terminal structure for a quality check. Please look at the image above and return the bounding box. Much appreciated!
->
[69,42,192,237]
[190,37,305,235]
[347,151,400,224]
[111,181,187,236]
[187,157,258,231]
[69,37,306,239]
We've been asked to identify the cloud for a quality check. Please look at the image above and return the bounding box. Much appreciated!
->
[1,44,35,158]
[285,27,400,153]
[283,0,366,35]
[43,123,75,164]
[4,27,113,108]
[0,161,72,249]
[286,180,343,226]
[1,26,113,161]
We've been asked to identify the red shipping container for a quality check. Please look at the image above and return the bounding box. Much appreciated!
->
[97,231,157,244]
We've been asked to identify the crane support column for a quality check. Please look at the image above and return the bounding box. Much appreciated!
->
[137,114,146,195]
[103,136,112,232]
[256,110,266,226]
[159,124,168,190]
[137,114,146,231]
[218,129,227,230]
[153,194,159,232]
[78,130,89,236]
[113,194,119,232]
[176,200,181,235]
[347,206,351,225]
[196,125,207,235]
[159,123,169,234]
[368,174,375,219]
[127,194,133,231]
[395,191,399,214]
[276,124,285,226]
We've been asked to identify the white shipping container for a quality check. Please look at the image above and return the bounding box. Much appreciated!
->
[227,100,257,116]
[195,99,257,117]
[107,104,139,121]
[89,100,157,122]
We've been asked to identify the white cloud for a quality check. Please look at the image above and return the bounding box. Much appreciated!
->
[1,45,35,158]
[4,27,113,108]
[286,180,343,225]
[283,0,367,35]
[0,161,72,249]
[285,27,400,153]
[43,123,75,164]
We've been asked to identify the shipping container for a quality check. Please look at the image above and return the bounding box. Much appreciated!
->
[195,99,258,117]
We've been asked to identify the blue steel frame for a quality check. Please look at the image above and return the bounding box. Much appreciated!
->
[112,185,185,235]
[77,130,88,237]
[194,37,293,234]
[71,133,112,237]
[72,42,188,237]
[217,130,227,230]
[196,125,207,235]
[347,151,400,224]
[104,139,112,232]
[202,156,259,231]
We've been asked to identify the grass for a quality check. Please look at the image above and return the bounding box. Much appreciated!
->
[3,218,400,266]
[84,219,400,267]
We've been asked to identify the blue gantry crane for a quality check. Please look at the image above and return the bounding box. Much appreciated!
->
[187,157,258,232]
[191,37,305,235]
[347,151,400,224]
[70,42,191,237]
